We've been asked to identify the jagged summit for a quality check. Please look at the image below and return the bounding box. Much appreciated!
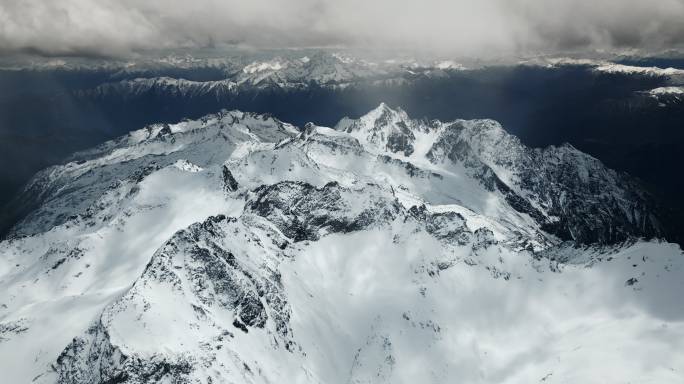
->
[334,103,684,246]
[1,106,683,383]
[342,103,418,156]
[340,103,514,159]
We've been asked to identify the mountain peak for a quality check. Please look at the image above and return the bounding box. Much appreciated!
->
[343,103,416,156]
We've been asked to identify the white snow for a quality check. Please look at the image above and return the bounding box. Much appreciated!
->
[649,86,684,95]
[435,60,466,70]
[0,105,682,383]
[242,60,288,74]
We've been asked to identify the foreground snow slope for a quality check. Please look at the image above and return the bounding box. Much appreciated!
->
[0,105,682,383]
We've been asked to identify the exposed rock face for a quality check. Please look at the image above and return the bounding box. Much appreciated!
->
[345,103,418,157]
[47,213,294,384]
[431,120,683,245]
[222,166,239,193]
[1,105,683,384]
[347,105,684,246]
[248,181,401,242]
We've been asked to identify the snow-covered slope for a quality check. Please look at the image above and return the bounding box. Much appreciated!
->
[1,105,683,383]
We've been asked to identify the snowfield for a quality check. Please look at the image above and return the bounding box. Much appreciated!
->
[0,105,682,383]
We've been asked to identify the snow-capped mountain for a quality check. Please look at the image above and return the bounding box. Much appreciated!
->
[37,51,684,134]
[7,50,684,142]
[68,53,684,101]
[1,105,683,383]
[0,53,250,79]
[8,50,684,116]
[56,52,449,106]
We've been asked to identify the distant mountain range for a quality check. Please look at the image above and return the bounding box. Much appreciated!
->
[1,50,684,237]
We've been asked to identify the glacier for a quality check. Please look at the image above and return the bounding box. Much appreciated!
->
[0,104,682,383]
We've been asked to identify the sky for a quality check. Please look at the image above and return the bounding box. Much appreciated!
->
[0,0,684,58]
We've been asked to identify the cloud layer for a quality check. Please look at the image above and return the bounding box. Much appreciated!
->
[1,0,684,58]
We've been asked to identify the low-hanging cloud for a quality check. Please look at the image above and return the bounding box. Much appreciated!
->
[1,0,683,58]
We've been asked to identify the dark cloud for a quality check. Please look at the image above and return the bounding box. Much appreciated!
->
[514,0,684,50]
[0,0,683,58]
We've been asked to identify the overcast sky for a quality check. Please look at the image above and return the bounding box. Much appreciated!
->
[1,0,684,58]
